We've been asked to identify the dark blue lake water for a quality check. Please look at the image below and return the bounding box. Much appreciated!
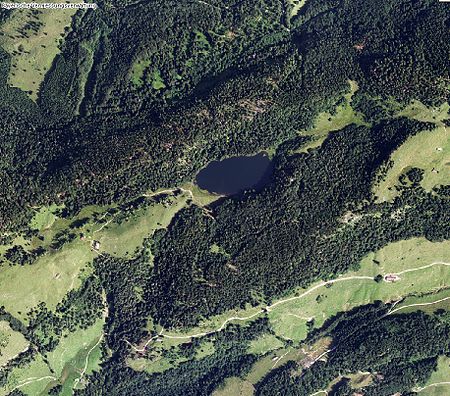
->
[195,153,273,195]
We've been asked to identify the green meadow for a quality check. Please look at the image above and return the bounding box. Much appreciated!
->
[297,80,367,153]
[374,100,450,202]
[95,192,190,258]
[0,239,95,322]
[0,0,78,100]
[0,321,29,367]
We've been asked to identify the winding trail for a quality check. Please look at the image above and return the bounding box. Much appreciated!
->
[73,334,104,389]
[396,261,450,275]
[11,375,57,392]
[414,382,450,392]
[127,261,450,352]
[387,296,450,316]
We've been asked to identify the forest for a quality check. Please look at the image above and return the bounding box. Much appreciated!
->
[0,0,449,394]
[255,304,450,396]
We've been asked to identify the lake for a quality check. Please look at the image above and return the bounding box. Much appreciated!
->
[195,153,273,195]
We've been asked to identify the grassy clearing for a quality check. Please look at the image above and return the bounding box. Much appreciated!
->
[248,334,284,356]
[29,204,64,231]
[0,239,95,321]
[288,0,307,18]
[213,377,254,396]
[0,320,104,395]
[127,337,215,375]
[76,30,101,113]
[297,80,367,153]
[0,0,78,100]
[373,126,449,202]
[415,356,450,395]
[130,58,151,87]
[391,288,450,316]
[374,100,450,202]
[46,319,103,379]
[195,340,215,359]
[46,319,104,394]
[347,371,374,388]
[151,69,166,90]
[0,321,28,367]
[1,354,54,396]
[181,182,222,206]
[214,338,331,396]
[269,238,450,341]
[96,192,190,258]
[162,304,262,339]
[398,101,450,125]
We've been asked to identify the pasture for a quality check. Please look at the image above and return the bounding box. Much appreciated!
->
[0,321,28,367]
[0,1,78,100]
[373,125,449,202]
[1,354,54,396]
[47,319,104,394]
[297,80,367,153]
[374,100,450,202]
[0,239,95,321]
[95,192,190,258]
[130,58,151,87]
[269,238,450,340]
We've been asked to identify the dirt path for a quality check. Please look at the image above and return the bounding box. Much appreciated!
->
[414,382,450,393]
[127,262,450,350]
[11,375,57,392]
[396,261,450,276]
[387,296,450,316]
[73,334,104,390]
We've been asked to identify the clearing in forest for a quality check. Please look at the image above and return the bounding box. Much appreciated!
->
[46,318,104,394]
[1,354,54,396]
[374,101,450,202]
[0,321,28,367]
[297,80,367,153]
[0,0,78,100]
[268,238,450,341]
[0,239,95,322]
[0,318,105,396]
[95,191,191,258]
[288,0,307,18]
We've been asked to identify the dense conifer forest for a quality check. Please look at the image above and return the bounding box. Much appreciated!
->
[0,0,449,394]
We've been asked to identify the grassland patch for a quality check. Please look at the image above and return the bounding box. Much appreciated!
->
[374,101,450,202]
[0,1,79,100]
[46,318,104,393]
[269,238,450,341]
[0,321,28,367]
[95,192,190,258]
[0,239,95,321]
[130,58,151,88]
[297,80,367,153]
[2,354,54,396]
[288,0,307,18]
[248,334,284,356]
[373,126,449,202]
[30,204,64,231]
